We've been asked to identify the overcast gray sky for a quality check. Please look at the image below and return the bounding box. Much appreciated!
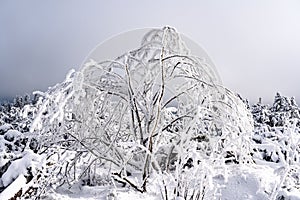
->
[0,0,300,103]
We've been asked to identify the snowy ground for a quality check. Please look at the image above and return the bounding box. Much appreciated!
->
[38,164,300,200]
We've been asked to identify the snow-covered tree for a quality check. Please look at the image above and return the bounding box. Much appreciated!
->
[30,27,254,199]
[1,27,299,200]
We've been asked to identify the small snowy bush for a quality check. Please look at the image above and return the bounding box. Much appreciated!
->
[0,126,42,199]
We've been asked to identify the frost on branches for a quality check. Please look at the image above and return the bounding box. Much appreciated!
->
[1,27,299,200]
[27,27,255,199]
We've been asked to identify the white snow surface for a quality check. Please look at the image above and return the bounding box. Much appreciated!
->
[0,174,26,200]
[40,165,300,200]
[0,124,13,132]
[3,129,21,142]
[41,184,159,200]
[217,165,275,200]
[1,149,42,187]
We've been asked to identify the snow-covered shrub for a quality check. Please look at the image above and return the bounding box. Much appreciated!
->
[0,95,44,199]
[0,125,42,199]
[30,27,254,199]
[251,94,300,200]
[0,94,42,133]
[252,93,300,128]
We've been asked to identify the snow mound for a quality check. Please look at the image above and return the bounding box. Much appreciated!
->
[0,124,12,135]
